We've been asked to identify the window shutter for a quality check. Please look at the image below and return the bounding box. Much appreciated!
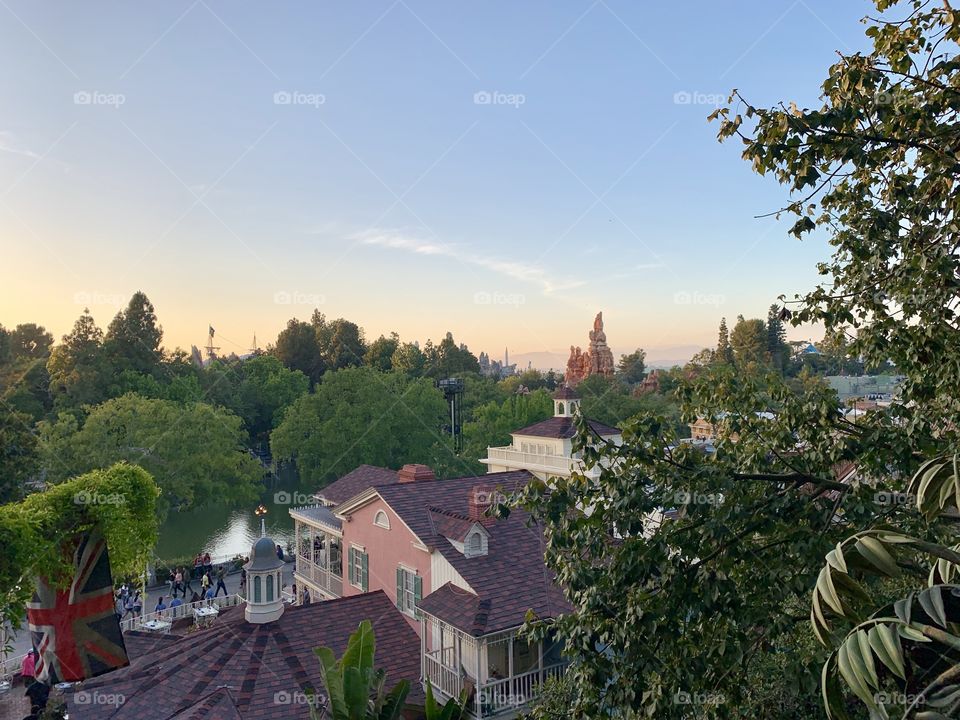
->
[347,547,355,586]
[414,574,422,618]
[361,552,369,592]
[396,567,403,609]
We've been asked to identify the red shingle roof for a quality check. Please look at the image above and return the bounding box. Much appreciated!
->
[316,465,400,506]
[65,592,422,720]
[512,416,620,439]
[373,471,571,636]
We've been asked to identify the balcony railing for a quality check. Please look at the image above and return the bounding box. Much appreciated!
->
[483,447,599,478]
[424,648,566,719]
[119,593,244,633]
[295,556,343,598]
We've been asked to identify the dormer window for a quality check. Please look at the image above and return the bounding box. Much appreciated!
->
[374,510,390,529]
[463,527,488,557]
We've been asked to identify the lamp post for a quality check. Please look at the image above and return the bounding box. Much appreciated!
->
[255,504,268,538]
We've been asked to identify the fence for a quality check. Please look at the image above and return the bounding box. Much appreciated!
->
[119,593,244,632]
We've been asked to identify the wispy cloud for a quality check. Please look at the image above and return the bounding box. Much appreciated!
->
[0,131,40,159]
[353,230,585,295]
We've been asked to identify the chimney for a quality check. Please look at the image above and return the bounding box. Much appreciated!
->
[398,464,435,483]
[468,485,497,525]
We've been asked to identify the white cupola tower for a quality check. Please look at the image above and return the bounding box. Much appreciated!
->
[244,536,285,624]
[553,385,581,418]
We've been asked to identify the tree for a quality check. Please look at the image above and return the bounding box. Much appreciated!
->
[46,309,110,412]
[364,333,400,372]
[617,348,647,385]
[461,390,553,473]
[312,620,409,720]
[39,394,262,518]
[270,367,447,487]
[0,408,38,502]
[391,342,425,377]
[8,323,53,361]
[729,316,767,367]
[424,333,480,378]
[103,292,163,378]
[273,318,325,385]
[765,304,788,373]
[716,317,734,365]
[321,318,367,371]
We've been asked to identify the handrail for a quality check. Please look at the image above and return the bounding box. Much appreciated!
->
[120,593,243,632]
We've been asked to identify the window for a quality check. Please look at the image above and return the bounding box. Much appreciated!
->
[469,533,482,554]
[253,575,262,603]
[395,566,422,617]
[556,401,564,414]
[373,510,390,529]
[266,574,274,601]
[348,546,368,591]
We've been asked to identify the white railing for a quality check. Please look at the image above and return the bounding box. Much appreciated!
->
[295,556,343,598]
[424,649,463,701]
[475,662,566,717]
[483,447,600,478]
[0,652,27,681]
[119,594,243,632]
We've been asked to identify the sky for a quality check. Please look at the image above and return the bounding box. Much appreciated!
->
[0,1,877,367]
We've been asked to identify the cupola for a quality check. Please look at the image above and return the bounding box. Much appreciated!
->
[244,536,285,624]
[553,385,581,418]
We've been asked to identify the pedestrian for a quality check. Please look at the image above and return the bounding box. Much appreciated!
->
[190,591,202,604]
[155,596,167,613]
[302,587,311,605]
[202,552,212,575]
[291,583,297,604]
[240,566,247,596]
[123,594,135,619]
[20,649,36,686]
[170,596,183,616]
[183,565,193,595]
[214,566,228,597]
[173,569,183,599]
[276,543,284,561]
[201,571,211,597]
[133,591,143,617]
[204,586,215,603]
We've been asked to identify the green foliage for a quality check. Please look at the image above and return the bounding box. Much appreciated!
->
[461,389,554,472]
[0,463,159,631]
[46,309,110,413]
[271,367,447,487]
[0,408,39,503]
[423,332,480,378]
[38,393,262,518]
[103,291,163,378]
[364,333,400,372]
[730,316,768,368]
[390,341,426,377]
[274,317,326,385]
[425,681,466,720]
[617,348,647,386]
[312,620,410,720]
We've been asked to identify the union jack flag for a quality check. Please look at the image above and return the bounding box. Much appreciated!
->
[27,529,129,683]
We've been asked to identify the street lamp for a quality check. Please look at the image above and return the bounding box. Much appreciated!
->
[255,504,268,538]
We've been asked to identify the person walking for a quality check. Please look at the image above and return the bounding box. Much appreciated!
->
[276,544,284,561]
[214,566,228,597]
[20,649,36,687]
[173,569,183,599]
[201,571,211,597]
[123,593,136,620]
[183,565,193,596]
[239,566,247,597]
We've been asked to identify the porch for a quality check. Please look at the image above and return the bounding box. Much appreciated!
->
[290,506,344,600]
[421,617,566,719]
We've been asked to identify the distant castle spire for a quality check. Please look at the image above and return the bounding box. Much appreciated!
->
[505,347,509,366]
[249,333,258,355]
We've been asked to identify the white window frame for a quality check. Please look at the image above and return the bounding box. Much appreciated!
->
[373,510,391,529]
[349,545,367,591]
[396,565,419,617]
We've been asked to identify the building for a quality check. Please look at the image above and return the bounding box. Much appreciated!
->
[64,536,422,720]
[480,386,621,480]
[290,463,571,718]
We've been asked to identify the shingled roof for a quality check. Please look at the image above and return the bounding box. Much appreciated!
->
[511,416,620,439]
[372,471,571,637]
[64,592,422,720]
[315,464,400,506]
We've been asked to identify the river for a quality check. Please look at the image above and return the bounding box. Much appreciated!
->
[154,471,301,564]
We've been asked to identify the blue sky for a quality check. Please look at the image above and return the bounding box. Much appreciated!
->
[0,1,875,365]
